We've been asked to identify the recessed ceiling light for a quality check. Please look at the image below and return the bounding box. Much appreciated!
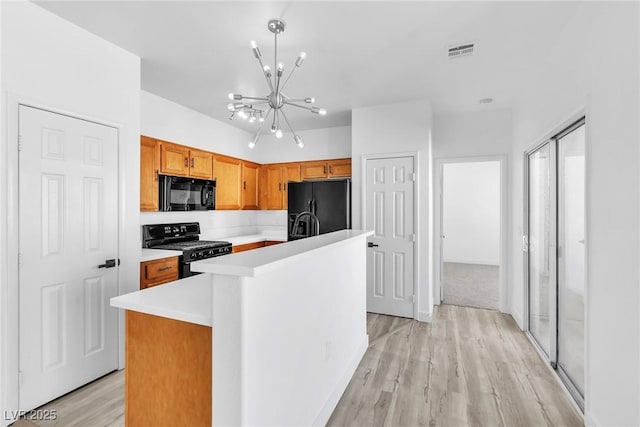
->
[479,97,493,104]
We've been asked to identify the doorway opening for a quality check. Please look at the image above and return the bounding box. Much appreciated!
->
[437,159,503,311]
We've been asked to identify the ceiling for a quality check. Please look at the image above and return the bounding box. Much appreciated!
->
[35,1,582,132]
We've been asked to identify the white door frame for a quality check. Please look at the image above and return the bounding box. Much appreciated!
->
[434,155,508,312]
[2,94,123,423]
[361,152,419,320]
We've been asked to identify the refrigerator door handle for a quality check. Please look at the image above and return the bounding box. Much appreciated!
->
[312,199,317,215]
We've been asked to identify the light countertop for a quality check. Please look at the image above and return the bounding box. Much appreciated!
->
[140,248,183,262]
[110,274,212,326]
[191,229,373,278]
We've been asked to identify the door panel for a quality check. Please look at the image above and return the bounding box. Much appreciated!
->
[189,149,213,179]
[241,162,260,210]
[213,155,242,210]
[19,105,119,411]
[264,165,284,210]
[160,141,189,176]
[140,136,159,211]
[557,122,585,397]
[365,157,414,318]
[527,143,556,359]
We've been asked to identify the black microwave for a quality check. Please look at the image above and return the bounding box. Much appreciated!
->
[159,175,216,211]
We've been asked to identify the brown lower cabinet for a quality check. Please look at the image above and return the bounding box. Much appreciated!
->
[139,257,179,289]
[233,240,283,253]
[125,310,211,427]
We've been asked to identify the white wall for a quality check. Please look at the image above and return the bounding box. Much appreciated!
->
[351,99,433,321]
[508,2,639,425]
[443,161,500,265]
[433,110,512,159]
[252,125,352,164]
[141,90,255,162]
[0,1,140,424]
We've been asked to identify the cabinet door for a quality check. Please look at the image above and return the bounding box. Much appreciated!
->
[189,149,213,179]
[213,155,242,210]
[301,161,328,180]
[328,158,352,178]
[140,136,159,211]
[160,142,190,176]
[264,165,285,210]
[242,161,261,210]
[283,163,301,210]
[140,257,179,289]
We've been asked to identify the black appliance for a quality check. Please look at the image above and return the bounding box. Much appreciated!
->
[159,175,216,212]
[287,179,351,240]
[142,222,231,278]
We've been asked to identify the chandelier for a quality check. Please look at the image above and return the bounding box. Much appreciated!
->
[227,19,326,149]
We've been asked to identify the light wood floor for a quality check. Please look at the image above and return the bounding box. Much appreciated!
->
[14,305,582,427]
[328,305,583,426]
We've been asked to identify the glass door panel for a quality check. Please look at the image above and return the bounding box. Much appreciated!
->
[527,143,556,358]
[557,122,586,398]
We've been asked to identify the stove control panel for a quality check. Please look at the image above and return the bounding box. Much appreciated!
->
[189,245,232,260]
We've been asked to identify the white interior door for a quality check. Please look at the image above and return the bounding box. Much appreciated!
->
[18,105,119,411]
[365,156,415,318]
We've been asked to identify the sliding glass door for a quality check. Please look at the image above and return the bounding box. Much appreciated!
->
[526,118,585,409]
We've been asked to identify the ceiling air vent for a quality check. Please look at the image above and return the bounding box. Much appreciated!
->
[448,43,474,59]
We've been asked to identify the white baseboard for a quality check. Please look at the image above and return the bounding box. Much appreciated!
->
[312,335,369,426]
[443,258,500,266]
[510,310,524,330]
[417,311,432,323]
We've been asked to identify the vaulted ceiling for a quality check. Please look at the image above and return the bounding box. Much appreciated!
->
[35,1,582,131]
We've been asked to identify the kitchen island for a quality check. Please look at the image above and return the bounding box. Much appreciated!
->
[112,229,371,426]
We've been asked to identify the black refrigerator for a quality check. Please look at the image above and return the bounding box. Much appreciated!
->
[288,179,351,240]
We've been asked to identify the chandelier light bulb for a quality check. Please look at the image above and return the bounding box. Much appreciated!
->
[258,115,265,123]
[318,108,327,116]
[277,63,284,77]
[227,103,235,111]
[295,52,307,67]
[270,124,277,133]
[275,129,283,139]
[228,93,235,100]
[294,135,303,148]
[229,93,243,101]
[249,115,256,123]
[248,141,256,149]
[250,40,257,49]
[263,65,272,78]
[305,97,315,104]
[238,111,248,120]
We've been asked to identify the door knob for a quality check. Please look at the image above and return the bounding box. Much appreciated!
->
[367,242,379,248]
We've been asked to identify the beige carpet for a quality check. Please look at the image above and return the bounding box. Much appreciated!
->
[443,262,499,310]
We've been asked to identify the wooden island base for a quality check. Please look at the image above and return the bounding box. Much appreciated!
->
[125,311,212,427]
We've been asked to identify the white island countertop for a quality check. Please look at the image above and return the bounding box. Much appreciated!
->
[191,229,373,277]
[140,248,183,262]
[110,274,212,326]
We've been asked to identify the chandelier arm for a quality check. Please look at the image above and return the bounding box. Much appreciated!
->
[242,96,269,101]
[282,101,314,112]
[274,32,278,86]
[280,109,296,136]
[279,67,297,92]
[271,108,278,131]
[256,55,275,92]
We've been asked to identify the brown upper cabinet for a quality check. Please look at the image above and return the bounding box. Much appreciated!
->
[241,161,261,210]
[262,163,302,210]
[159,141,213,179]
[140,136,160,211]
[300,158,351,180]
[213,155,242,210]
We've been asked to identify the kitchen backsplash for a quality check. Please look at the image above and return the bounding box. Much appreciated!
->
[140,210,288,243]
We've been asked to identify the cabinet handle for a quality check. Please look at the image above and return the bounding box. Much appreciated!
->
[329,165,333,174]
[279,183,282,191]
[323,166,327,174]
[158,266,173,272]
[155,170,159,181]
[191,158,195,168]
[184,157,189,167]
[243,181,247,190]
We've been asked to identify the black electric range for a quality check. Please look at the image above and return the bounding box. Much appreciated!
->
[142,222,232,277]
